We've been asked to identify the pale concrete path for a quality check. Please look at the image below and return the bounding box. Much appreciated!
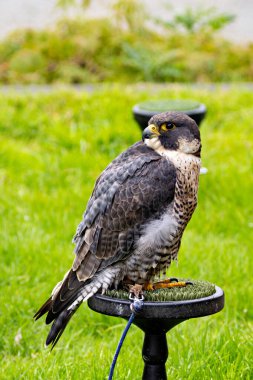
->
[0,0,252,43]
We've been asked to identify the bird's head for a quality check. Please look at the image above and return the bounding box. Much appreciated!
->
[142,111,201,157]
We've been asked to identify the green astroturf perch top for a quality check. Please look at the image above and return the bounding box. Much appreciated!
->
[106,280,216,302]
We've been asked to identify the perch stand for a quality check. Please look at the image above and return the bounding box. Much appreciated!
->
[88,280,224,380]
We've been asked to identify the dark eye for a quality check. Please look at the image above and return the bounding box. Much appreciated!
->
[166,122,175,129]
[161,122,176,131]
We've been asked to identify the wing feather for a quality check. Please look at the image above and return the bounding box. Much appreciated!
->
[73,142,176,282]
[35,142,176,327]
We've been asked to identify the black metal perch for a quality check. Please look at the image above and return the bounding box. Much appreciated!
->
[132,99,207,130]
[88,284,224,380]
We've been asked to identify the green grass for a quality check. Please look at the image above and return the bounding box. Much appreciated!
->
[0,85,253,379]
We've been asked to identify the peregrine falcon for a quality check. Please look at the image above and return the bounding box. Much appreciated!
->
[34,111,201,348]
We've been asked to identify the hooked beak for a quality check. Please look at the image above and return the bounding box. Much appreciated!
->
[142,124,160,141]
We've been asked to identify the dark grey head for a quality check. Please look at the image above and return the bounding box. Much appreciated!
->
[142,111,201,157]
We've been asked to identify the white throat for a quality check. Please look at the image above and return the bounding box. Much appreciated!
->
[144,137,201,166]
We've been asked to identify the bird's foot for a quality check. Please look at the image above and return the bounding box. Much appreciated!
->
[144,278,193,291]
[129,284,144,300]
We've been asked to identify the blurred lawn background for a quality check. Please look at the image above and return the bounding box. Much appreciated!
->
[0,0,253,379]
[0,85,253,379]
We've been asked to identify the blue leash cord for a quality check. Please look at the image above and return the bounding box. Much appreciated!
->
[108,295,144,380]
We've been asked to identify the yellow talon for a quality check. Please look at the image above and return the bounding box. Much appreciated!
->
[144,282,154,291]
[153,281,187,289]
[144,278,192,291]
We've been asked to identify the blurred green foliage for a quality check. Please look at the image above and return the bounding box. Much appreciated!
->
[0,1,252,84]
[159,6,235,33]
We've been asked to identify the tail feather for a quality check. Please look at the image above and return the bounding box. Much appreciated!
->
[34,297,53,321]
[46,305,81,349]
[34,268,112,349]
[34,269,87,349]
[45,270,84,325]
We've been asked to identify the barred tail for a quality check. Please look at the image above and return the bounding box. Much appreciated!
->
[34,267,120,348]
